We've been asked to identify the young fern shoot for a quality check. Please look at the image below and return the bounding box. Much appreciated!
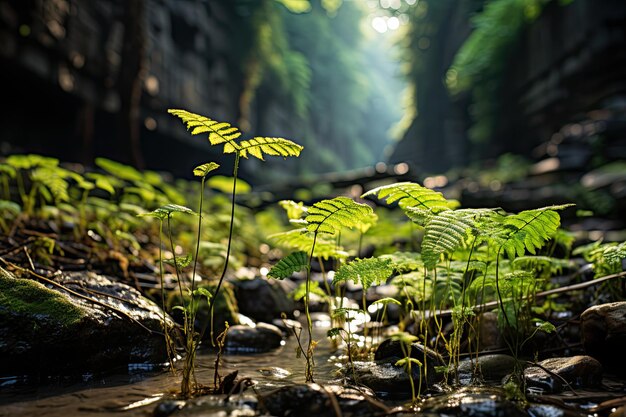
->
[168,109,303,344]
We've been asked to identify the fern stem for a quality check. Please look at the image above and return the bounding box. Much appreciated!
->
[190,176,206,328]
[304,232,319,382]
[158,220,175,372]
[206,153,240,344]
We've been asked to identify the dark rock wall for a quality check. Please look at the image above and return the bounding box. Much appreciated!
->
[0,0,246,176]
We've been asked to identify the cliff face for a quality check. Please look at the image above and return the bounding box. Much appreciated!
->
[0,0,246,176]
[390,0,626,173]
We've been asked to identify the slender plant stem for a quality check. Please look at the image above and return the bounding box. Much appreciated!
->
[190,177,205,327]
[204,153,240,344]
[304,231,319,382]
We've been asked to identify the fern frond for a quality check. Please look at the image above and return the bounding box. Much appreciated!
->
[235,137,303,160]
[497,204,573,259]
[168,109,242,150]
[268,229,348,260]
[305,197,373,235]
[268,251,309,279]
[31,167,69,203]
[279,200,308,220]
[361,182,452,212]
[333,257,393,291]
[193,162,220,178]
[421,208,496,269]
[379,251,423,273]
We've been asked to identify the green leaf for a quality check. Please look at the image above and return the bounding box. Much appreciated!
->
[379,252,423,273]
[279,200,307,220]
[327,327,344,338]
[86,173,121,195]
[292,280,326,301]
[268,229,348,260]
[0,200,21,215]
[390,331,418,345]
[305,196,373,235]
[276,0,312,14]
[95,158,143,182]
[395,357,423,368]
[193,162,220,178]
[268,251,309,279]
[333,257,393,291]
[164,253,192,269]
[498,204,573,259]
[168,109,242,150]
[31,167,70,203]
[6,154,59,169]
[361,182,453,214]
[139,204,196,220]
[207,175,251,195]
[193,287,213,301]
[420,209,494,269]
[235,137,303,160]
[371,297,401,306]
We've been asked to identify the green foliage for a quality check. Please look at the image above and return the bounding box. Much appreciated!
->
[495,204,573,259]
[305,196,373,235]
[379,251,423,273]
[268,251,309,279]
[574,240,626,277]
[269,228,348,260]
[333,257,393,291]
[279,199,307,220]
[362,182,453,216]
[140,204,196,221]
[420,209,475,269]
[168,109,303,161]
[193,162,220,178]
[207,176,251,195]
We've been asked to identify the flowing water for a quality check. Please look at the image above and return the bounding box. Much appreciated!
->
[0,326,338,417]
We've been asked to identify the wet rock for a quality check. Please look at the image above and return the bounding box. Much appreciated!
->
[271,317,302,336]
[260,383,384,417]
[457,354,518,384]
[527,403,588,417]
[524,355,603,393]
[257,366,291,379]
[225,322,283,353]
[153,400,185,417]
[581,302,626,375]
[0,269,171,375]
[172,394,257,417]
[418,386,527,417]
[168,281,239,337]
[475,311,503,350]
[229,277,296,323]
[340,338,444,397]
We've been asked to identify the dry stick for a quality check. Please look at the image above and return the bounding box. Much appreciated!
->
[0,258,160,335]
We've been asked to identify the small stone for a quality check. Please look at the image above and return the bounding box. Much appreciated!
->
[581,302,626,375]
[457,354,518,384]
[419,386,527,417]
[229,277,296,323]
[260,383,382,417]
[524,355,603,393]
[225,322,283,353]
[153,400,185,417]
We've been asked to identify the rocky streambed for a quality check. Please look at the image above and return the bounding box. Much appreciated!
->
[2,266,626,417]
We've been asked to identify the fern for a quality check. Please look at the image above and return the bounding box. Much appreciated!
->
[268,251,309,279]
[361,182,453,213]
[193,162,220,178]
[305,196,373,235]
[268,228,348,260]
[379,251,423,273]
[421,210,472,269]
[30,166,70,203]
[495,204,573,259]
[333,257,393,291]
[168,109,242,149]
[279,199,308,220]
[140,203,196,220]
[168,109,303,160]
[234,137,303,160]
[95,157,143,182]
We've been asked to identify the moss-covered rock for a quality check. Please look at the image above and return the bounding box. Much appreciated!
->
[0,268,171,375]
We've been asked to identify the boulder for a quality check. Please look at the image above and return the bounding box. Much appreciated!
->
[260,383,384,417]
[229,277,296,323]
[418,386,527,417]
[524,355,603,393]
[225,322,284,353]
[581,302,626,375]
[0,269,171,375]
[456,354,518,384]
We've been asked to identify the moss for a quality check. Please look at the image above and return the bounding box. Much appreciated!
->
[0,270,85,326]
